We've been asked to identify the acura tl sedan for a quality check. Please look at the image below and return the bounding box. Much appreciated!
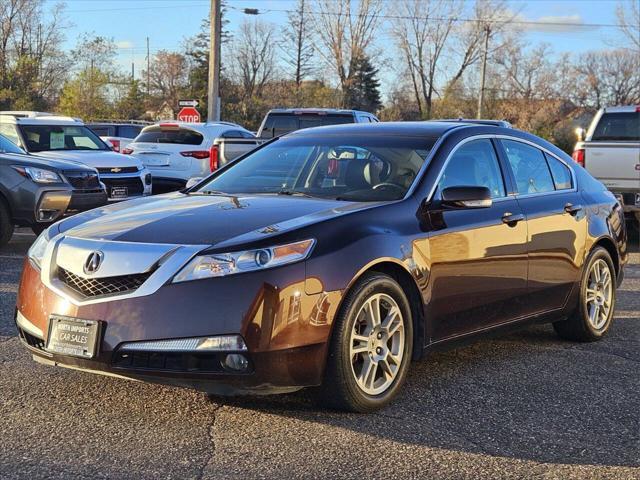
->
[15,122,627,412]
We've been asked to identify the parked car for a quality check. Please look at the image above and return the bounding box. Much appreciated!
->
[86,121,150,153]
[0,111,152,201]
[573,105,640,229]
[16,121,627,412]
[123,121,259,193]
[0,133,106,245]
[256,108,379,139]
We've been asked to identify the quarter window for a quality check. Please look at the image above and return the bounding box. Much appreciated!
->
[438,139,506,198]
[545,153,572,190]
[501,140,554,195]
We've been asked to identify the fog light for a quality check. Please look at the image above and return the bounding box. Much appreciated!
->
[224,353,249,372]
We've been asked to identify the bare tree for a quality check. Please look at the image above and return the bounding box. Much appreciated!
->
[616,0,640,51]
[493,42,558,100]
[446,0,513,91]
[144,50,189,116]
[313,0,383,106]
[281,0,315,88]
[574,49,640,108]
[229,19,277,101]
[390,0,460,118]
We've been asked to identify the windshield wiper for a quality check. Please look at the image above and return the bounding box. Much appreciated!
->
[276,188,316,198]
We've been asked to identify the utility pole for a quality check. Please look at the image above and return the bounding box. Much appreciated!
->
[477,25,490,119]
[207,0,221,121]
[146,37,150,97]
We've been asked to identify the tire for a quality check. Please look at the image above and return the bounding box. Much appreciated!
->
[0,198,14,248]
[315,272,413,412]
[553,247,616,342]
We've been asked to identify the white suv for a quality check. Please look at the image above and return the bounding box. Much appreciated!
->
[0,112,152,201]
[124,121,259,193]
[573,105,640,227]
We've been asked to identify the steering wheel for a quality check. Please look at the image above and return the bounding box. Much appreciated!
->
[372,182,405,193]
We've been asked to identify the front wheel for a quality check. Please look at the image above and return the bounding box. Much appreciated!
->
[553,247,616,342]
[316,272,413,412]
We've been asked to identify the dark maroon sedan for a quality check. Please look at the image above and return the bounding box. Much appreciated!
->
[16,121,627,412]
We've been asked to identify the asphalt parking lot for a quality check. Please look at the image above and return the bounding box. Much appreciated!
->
[0,230,638,479]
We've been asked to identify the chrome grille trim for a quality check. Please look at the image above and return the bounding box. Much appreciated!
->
[58,267,152,298]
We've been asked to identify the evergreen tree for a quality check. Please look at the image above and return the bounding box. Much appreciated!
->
[344,55,382,113]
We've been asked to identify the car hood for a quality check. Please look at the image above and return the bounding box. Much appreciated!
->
[0,152,96,172]
[32,150,143,169]
[55,193,376,248]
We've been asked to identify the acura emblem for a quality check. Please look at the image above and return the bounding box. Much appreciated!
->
[111,167,122,173]
[83,251,104,275]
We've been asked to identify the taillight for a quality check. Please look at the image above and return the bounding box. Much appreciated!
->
[572,148,585,167]
[109,139,121,152]
[180,150,210,159]
[121,147,133,155]
[209,145,219,172]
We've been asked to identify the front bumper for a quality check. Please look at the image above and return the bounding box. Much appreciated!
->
[16,259,341,394]
[100,171,152,201]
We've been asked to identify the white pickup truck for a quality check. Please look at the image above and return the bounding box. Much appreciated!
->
[573,105,640,228]
[124,121,261,193]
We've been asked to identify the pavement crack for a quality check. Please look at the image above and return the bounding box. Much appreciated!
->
[197,403,224,480]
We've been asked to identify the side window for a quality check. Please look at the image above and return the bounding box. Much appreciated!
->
[501,140,555,195]
[438,139,506,198]
[545,153,572,190]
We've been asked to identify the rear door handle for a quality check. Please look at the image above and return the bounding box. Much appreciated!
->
[502,212,525,225]
[564,203,583,216]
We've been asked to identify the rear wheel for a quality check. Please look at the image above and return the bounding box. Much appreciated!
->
[315,272,413,412]
[553,247,616,342]
[0,199,14,248]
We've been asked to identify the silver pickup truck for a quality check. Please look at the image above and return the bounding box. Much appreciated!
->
[574,105,640,228]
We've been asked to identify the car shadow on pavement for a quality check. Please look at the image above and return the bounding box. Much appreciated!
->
[211,317,640,468]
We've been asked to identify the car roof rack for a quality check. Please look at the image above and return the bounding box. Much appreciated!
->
[430,118,513,128]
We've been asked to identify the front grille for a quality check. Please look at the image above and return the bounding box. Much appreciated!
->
[64,171,101,191]
[97,166,139,174]
[18,327,45,351]
[102,176,144,196]
[112,350,228,373]
[58,267,152,298]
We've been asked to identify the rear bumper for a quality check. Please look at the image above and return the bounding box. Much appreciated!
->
[15,259,342,395]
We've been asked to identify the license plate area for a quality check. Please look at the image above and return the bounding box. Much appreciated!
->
[46,315,101,359]
[111,186,128,199]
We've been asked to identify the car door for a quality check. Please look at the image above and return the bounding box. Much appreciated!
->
[498,138,587,315]
[425,138,529,341]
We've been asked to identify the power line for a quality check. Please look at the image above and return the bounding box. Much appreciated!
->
[227,4,626,29]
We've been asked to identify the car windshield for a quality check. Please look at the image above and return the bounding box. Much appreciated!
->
[0,133,25,154]
[19,125,109,152]
[196,135,434,201]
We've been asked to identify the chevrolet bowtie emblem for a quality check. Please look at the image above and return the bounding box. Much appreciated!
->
[111,167,122,173]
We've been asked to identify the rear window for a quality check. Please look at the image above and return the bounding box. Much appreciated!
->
[88,125,115,136]
[260,113,355,139]
[135,126,204,145]
[118,125,143,138]
[591,112,640,141]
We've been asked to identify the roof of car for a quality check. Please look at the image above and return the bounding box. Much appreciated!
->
[0,111,83,125]
[602,105,640,113]
[286,120,499,138]
[267,108,374,116]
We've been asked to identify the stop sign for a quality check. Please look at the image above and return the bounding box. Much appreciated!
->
[177,107,201,122]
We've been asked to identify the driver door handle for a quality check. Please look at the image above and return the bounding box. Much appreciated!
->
[502,212,525,225]
[564,203,583,216]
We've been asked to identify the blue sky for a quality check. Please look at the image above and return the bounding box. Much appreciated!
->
[49,0,629,92]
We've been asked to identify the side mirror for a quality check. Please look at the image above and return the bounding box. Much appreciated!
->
[441,186,492,209]
[575,127,586,142]
[185,177,203,189]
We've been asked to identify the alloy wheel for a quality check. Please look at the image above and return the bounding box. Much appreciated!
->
[585,258,613,330]
[349,293,405,395]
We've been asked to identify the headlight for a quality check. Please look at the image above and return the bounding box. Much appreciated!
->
[13,166,62,183]
[173,239,315,283]
[28,226,52,268]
